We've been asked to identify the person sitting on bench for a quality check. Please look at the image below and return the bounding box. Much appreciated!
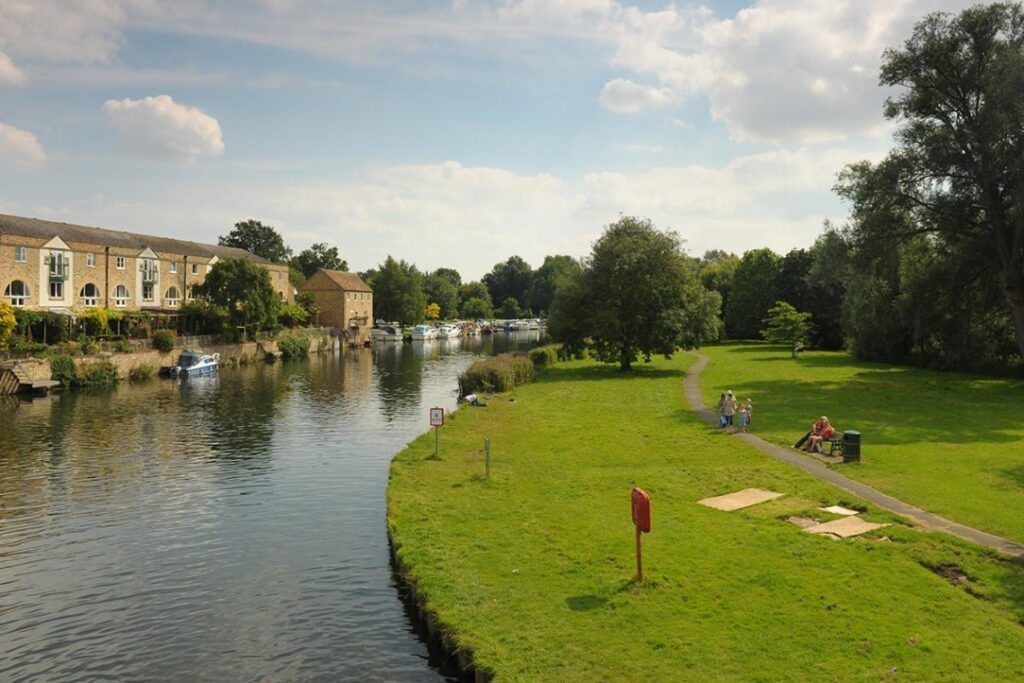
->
[803,416,835,453]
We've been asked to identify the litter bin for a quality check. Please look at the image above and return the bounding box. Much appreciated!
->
[843,430,861,462]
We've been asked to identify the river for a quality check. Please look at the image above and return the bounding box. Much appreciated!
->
[0,333,541,682]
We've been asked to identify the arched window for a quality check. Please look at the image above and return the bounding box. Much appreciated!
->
[80,283,100,307]
[165,286,180,307]
[3,280,29,306]
[113,285,130,308]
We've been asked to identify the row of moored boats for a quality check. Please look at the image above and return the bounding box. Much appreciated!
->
[372,319,543,342]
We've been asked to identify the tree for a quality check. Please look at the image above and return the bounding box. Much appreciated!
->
[192,258,280,334]
[291,243,347,278]
[497,297,522,319]
[482,256,532,311]
[458,281,492,314]
[432,267,462,291]
[461,296,494,320]
[0,300,15,346]
[548,216,721,371]
[726,248,782,339]
[699,252,740,336]
[527,255,582,315]
[425,302,441,320]
[424,272,460,319]
[837,4,1024,361]
[219,219,292,264]
[372,256,427,326]
[296,291,319,322]
[762,301,813,357]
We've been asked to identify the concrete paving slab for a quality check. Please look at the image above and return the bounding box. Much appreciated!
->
[787,516,819,528]
[804,516,889,538]
[818,505,860,516]
[698,488,784,511]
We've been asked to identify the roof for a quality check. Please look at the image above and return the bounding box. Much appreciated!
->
[301,268,372,292]
[0,213,279,265]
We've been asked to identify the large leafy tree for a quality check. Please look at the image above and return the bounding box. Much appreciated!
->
[461,296,494,320]
[372,256,427,326]
[698,251,740,336]
[219,219,292,264]
[527,254,581,316]
[838,4,1024,360]
[458,281,492,313]
[432,267,463,291]
[291,243,347,278]
[424,271,460,319]
[549,216,721,371]
[482,256,533,310]
[762,301,813,357]
[725,248,782,339]
[192,258,280,332]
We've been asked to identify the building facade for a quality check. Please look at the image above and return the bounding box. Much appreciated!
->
[297,269,373,344]
[0,214,293,313]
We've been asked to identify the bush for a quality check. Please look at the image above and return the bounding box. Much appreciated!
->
[50,354,77,386]
[528,344,561,370]
[7,338,48,354]
[78,335,98,355]
[113,339,133,353]
[74,360,119,387]
[278,303,309,328]
[153,330,176,353]
[278,335,311,359]
[78,308,111,337]
[458,352,535,395]
[129,363,155,382]
[0,300,15,346]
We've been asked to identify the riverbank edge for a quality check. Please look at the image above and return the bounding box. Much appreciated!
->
[386,525,493,682]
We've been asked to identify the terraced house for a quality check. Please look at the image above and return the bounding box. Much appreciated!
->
[0,214,294,313]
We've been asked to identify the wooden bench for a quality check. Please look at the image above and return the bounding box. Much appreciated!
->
[824,436,844,456]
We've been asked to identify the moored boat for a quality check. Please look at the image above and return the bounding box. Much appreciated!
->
[168,350,219,377]
[411,324,437,341]
[371,325,404,342]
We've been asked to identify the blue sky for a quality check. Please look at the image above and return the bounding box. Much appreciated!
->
[0,0,971,278]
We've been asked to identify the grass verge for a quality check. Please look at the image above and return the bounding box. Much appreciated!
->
[388,355,1024,680]
[700,343,1024,543]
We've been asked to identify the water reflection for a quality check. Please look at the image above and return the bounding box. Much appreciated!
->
[0,333,539,682]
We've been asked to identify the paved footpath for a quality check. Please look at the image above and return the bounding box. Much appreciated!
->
[685,354,1024,557]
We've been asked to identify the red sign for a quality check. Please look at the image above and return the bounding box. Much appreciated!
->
[631,487,651,533]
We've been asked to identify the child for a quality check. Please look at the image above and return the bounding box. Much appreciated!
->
[740,398,753,433]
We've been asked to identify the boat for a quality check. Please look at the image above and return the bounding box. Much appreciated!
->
[371,325,404,342]
[527,319,541,330]
[168,350,219,377]
[411,325,437,341]
[435,323,460,339]
[510,320,532,332]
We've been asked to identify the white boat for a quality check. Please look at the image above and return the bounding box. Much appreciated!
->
[435,323,459,339]
[371,325,404,342]
[528,319,541,330]
[510,320,531,331]
[411,325,437,341]
[169,350,219,377]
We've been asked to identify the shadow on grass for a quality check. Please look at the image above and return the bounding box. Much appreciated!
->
[539,364,683,384]
[566,594,608,611]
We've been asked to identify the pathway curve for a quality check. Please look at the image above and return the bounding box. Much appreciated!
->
[684,354,1024,557]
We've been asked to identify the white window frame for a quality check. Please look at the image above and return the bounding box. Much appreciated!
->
[4,280,29,306]
[86,252,96,267]
[142,282,154,302]
[14,246,27,263]
[166,287,180,307]
[49,280,64,300]
[170,262,178,274]
[114,285,129,308]
[191,263,199,275]
[116,256,126,270]
[80,283,99,307]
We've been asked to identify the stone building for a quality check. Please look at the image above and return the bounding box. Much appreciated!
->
[297,269,373,344]
[0,213,293,313]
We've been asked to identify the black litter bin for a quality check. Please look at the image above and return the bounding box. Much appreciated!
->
[843,430,861,462]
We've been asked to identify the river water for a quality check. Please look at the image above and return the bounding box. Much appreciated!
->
[0,333,540,682]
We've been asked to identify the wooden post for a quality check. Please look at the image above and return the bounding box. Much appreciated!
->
[485,436,491,478]
[434,425,439,459]
[635,524,643,582]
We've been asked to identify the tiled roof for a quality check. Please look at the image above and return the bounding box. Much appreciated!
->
[310,268,372,292]
[0,213,278,265]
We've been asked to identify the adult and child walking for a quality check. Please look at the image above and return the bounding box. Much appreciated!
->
[717,390,753,434]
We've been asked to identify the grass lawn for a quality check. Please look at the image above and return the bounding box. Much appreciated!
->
[388,355,1024,680]
[700,343,1024,544]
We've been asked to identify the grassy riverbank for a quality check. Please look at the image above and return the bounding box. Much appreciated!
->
[699,343,1024,543]
[388,355,1024,680]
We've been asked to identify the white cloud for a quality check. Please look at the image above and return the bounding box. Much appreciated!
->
[599,78,678,114]
[0,51,27,85]
[0,121,46,166]
[103,95,225,161]
[0,0,127,64]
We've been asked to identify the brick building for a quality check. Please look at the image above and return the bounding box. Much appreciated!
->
[0,214,293,313]
[297,269,373,344]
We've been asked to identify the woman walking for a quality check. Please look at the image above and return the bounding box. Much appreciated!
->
[722,390,738,434]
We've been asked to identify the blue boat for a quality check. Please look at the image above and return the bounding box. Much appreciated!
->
[169,350,220,377]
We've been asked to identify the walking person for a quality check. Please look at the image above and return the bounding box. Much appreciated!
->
[717,393,727,430]
[722,390,738,434]
[740,398,753,433]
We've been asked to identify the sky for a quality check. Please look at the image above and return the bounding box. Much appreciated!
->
[0,0,978,279]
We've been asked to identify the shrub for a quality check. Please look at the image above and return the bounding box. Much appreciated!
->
[74,360,119,387]
[50,354,77,386]
[7,338,48,354]
[79,308,111,337]
[129,363,155,382]
[528,344,561,370]
[278,303,309,328]
[79,335,98,355]
[113,339,133,353]
[278,335,311,359]
[0,300,15,346]
[153,330,176,353]
[458,352,535,395]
